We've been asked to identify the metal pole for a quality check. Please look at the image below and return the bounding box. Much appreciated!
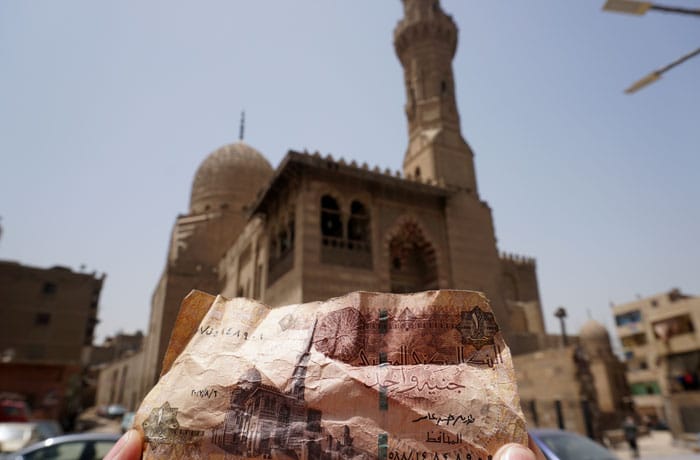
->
[650,4,700,16]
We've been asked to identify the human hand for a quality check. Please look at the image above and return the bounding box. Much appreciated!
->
[104,429,143,460]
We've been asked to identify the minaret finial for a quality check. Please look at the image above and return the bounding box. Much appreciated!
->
[239,110,245,141]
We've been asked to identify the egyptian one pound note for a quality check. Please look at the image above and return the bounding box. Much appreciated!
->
[133,290,527,459]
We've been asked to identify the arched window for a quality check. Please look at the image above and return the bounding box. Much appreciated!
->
[347,200,370,243]
[414,167,421,179]
[320,195,342,238]
[320,195,372,269]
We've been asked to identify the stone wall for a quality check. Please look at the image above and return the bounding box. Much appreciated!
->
[97,351,145,411]
[514,347,597,437]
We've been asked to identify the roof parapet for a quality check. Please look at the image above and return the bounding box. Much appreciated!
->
[500,252,536,267]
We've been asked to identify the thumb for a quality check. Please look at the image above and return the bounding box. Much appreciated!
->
[104,429,143,460]
[493,443,536,460]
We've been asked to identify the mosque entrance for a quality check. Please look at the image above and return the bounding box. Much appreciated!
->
[389,222,438,294]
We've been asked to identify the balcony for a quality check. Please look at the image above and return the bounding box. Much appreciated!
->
[631,393,664,409]
[617,322,645,338]
[655,333,700,356]
[320,236,372,269]
[626,368,659,384]
[652,314,697,355]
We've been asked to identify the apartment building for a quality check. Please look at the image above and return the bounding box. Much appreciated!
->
[612,289,700,435]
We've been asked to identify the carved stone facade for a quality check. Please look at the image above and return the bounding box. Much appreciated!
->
[137,0,547,401]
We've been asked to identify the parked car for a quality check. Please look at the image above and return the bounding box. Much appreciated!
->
[106,405,127,419]
[97,404,127,419]
[1,433,120,460]
[0,401,30,424]
[530,429,618,460]
[120,412,135,433]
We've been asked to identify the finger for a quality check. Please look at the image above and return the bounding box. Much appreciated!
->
[104,429,143,460]
[493,443,536,460]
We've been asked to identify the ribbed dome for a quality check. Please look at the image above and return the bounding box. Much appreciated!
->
[579,320,610,342]
[190,141,273,214]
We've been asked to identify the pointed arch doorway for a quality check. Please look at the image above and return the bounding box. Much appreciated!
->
[388,221,438,294]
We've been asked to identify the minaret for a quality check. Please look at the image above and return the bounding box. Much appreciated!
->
[394,0,477,192]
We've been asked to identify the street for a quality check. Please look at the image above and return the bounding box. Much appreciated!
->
[613,430,699,460]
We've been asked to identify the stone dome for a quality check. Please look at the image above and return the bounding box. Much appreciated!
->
[579,320,610,342]
[190,141,274,214]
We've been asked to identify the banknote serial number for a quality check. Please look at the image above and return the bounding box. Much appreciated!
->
[388,451,492,460]
[191,388,218,399]
[198,326,262,340]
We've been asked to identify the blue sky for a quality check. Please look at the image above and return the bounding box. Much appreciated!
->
[1,1,698,344]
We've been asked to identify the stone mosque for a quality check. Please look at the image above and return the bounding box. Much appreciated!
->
[105,0,628,438]
[140,0,546,393]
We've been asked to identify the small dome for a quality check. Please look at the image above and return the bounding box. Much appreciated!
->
[579,320,610,342]
[238,367,262,386]
[190,141,273,214]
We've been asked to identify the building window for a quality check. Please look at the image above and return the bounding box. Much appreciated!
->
[320,196,372,269]
[621,333,647,348]
[347,201,370,243]
[35,312,51,326]
[268,214,296,287]
[615,310,641,326]
[554,400,565,430]
[652,314,694,340]
[528,400,539,426]
[42,282,57,295]
[278,228,289,254]
[630,381,660,395]
[320,195,342,238]
[254,264,263,299]
[275,215,295,257]
[268,229,278,260]
[288,216,295,247]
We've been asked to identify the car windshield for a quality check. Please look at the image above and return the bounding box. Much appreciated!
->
[536,432,617,460]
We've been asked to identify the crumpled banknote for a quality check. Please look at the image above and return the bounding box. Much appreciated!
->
[134,290,527,459]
